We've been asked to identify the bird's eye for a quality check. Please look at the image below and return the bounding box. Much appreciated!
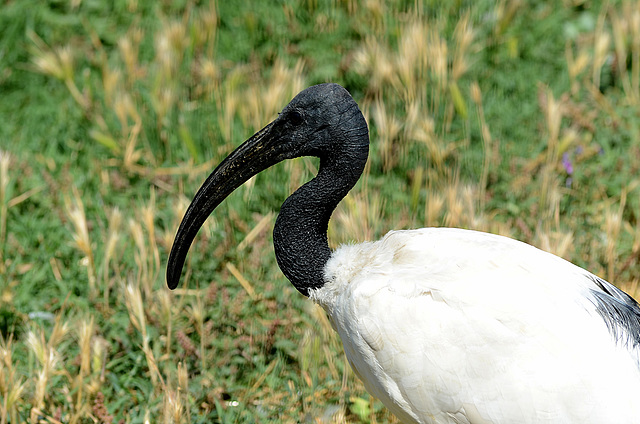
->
[289,110,304,125]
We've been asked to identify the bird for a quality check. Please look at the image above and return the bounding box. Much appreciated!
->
[167,83,640,423]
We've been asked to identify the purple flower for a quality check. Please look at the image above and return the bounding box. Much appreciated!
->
[562,152,573,175]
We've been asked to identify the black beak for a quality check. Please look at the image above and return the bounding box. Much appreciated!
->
[167,120,287,289]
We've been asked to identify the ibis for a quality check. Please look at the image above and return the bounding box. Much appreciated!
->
[167,83,640,423]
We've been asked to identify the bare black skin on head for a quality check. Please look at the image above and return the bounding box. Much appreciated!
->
[166,83,369,296]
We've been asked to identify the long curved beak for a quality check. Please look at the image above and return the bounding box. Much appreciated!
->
[167,121,283,289]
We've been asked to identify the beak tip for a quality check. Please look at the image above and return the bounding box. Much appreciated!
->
[166,262,181,290]
[167,231,189,290]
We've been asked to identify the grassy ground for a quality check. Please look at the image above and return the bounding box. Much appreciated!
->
[1,0,640,422]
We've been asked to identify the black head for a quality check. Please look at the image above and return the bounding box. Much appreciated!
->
[270,83,368,160]
[166,83,369,290]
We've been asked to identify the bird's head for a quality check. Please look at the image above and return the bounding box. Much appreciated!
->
[166,83,369,290]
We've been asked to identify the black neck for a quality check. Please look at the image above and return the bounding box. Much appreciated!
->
[273,146,368,296]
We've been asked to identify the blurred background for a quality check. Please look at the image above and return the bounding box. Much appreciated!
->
[1,0,639,422]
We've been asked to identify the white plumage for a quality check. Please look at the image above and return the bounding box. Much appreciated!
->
[313,228,640,423]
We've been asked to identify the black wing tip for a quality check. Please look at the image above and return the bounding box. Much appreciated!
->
[586,274,640,351]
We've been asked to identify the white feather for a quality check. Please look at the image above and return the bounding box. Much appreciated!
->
[310,228,640,424]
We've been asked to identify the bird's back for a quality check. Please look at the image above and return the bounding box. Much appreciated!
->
[312,228,640,424]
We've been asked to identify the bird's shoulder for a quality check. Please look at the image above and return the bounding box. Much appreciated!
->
[320,227,589,302]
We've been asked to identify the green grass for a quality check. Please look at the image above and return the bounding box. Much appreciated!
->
[1,0,640,422]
